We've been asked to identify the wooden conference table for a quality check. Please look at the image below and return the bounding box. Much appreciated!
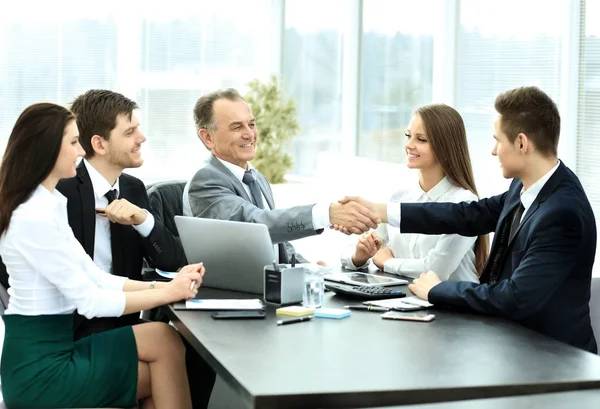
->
[166,280,600,409]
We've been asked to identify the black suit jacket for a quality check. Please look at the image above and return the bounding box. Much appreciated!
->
[401,162,597,353]
[56,162,187,338]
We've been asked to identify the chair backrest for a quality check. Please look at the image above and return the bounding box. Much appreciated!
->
[0,283,9,314]
[0,256,8,290]
[146,180,187,237]
[591,277,600,353]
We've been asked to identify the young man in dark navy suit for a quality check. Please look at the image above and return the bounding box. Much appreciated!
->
[339,86,597,353]
[57,90,215,408]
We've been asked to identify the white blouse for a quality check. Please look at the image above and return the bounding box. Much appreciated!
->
[0,185,127,318]
[341,177,479,282]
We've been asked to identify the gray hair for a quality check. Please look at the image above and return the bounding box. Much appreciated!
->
[193,88,245,134]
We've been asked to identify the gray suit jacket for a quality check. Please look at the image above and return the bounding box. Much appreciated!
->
[183,155,324,263]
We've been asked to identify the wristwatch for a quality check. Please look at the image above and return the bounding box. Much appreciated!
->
[150,281,156,289]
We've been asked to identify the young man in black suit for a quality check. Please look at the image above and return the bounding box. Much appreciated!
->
[56,89,215,408]
[338,86,597,353]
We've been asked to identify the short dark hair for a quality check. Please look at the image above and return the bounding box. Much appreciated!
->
[0,103,75,236]
[193,88,245,133]
[494,86,560,156]
[70,89,138,158]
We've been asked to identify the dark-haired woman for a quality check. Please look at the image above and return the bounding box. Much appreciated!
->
[0,103,201,408]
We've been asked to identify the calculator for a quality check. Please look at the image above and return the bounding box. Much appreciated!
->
[325,283,406,300]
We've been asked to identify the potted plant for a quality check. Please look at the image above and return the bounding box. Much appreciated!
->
[244,75,300,184]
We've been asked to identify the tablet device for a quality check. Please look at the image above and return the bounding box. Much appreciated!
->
[323,272,407,287]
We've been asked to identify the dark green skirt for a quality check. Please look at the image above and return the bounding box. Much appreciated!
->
[1,313,138,409]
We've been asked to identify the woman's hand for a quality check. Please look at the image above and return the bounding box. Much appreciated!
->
[164,263,205,302]
[352,232,382,267]
[372,247,394,270]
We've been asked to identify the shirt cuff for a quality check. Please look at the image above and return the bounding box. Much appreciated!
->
[387,203,400,228]
[312,202,331,230]
[100,291,127,317]
[133,210,155,238]
[340,249,369,270]
[383,258,402,274]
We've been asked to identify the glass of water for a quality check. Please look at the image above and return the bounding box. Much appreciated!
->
[302,267,324,308]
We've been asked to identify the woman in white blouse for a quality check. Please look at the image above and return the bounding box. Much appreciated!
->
[0,103,200,408]
[341,104,489,282]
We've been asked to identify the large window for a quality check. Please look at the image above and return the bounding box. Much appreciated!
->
[456,0,568,198]
[283,0,348,177]
[0,5,118,152]
[359,0,438,165]
[0,1,273,183]
[130,1,272,182]
[577,0,600,222]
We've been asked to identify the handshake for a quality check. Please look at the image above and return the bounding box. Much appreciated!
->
[328,196,387,235]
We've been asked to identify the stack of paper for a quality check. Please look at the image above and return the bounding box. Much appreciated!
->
[185,299,264,310]
[364,296,433,310]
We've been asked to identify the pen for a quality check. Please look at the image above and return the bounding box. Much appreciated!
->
[277,316,313,326]
[344,305,390,312]
[190,262,203,290]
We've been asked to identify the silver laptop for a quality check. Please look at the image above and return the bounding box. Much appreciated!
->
[174,216,276,294]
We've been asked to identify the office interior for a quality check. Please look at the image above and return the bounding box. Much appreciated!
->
[1,0,600,408]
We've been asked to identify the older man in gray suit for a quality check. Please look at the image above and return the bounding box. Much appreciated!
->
[183,88,379,264]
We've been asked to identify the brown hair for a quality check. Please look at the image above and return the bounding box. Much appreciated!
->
[0,103,75,236]
[193,88,246,150]
[494,86,560,156]
[416,104,490,275]
[70,89,138,158]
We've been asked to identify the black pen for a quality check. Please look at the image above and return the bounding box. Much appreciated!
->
[344,305,389,312]
[277,316,313,326]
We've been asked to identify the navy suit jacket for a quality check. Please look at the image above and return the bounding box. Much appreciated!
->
[56,163,187,338]
[401,162,597,353]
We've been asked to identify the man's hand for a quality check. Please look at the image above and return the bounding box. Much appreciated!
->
[339,196,388,223]
[329,201,380,235]
[331,196,387,234]
[408,271,442,301]
[372,247,393,270]
[97,198,148,226]
[352,232,382,266]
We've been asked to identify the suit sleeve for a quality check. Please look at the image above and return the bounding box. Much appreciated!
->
[187,167,321,244]
[134,179,187,271]
[429,206,583,319]
[400,192,506,237]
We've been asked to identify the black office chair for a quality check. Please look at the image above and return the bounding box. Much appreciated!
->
[0,256,9,290]
[146,180,187,239]
[0,282,9,314]
[142,180,187,322]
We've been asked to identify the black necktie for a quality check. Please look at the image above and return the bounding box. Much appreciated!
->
[486,202,525,284]
[104,189,122,275]
[242,170,265,209]
[105,189,118,204]
[509,203,525,241]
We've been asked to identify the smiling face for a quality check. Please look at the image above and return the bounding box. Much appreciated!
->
[103,113,146,169]
[404,114,438,171]
[492,115,524,179]
[52,120,85,180]
[201,98,257,169]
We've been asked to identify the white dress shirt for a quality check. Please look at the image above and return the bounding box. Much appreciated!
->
[215,157,331,230]
[518,160,560,222]
[0,185,127,318]
[84,159,154,274]
[341,177,479,282]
